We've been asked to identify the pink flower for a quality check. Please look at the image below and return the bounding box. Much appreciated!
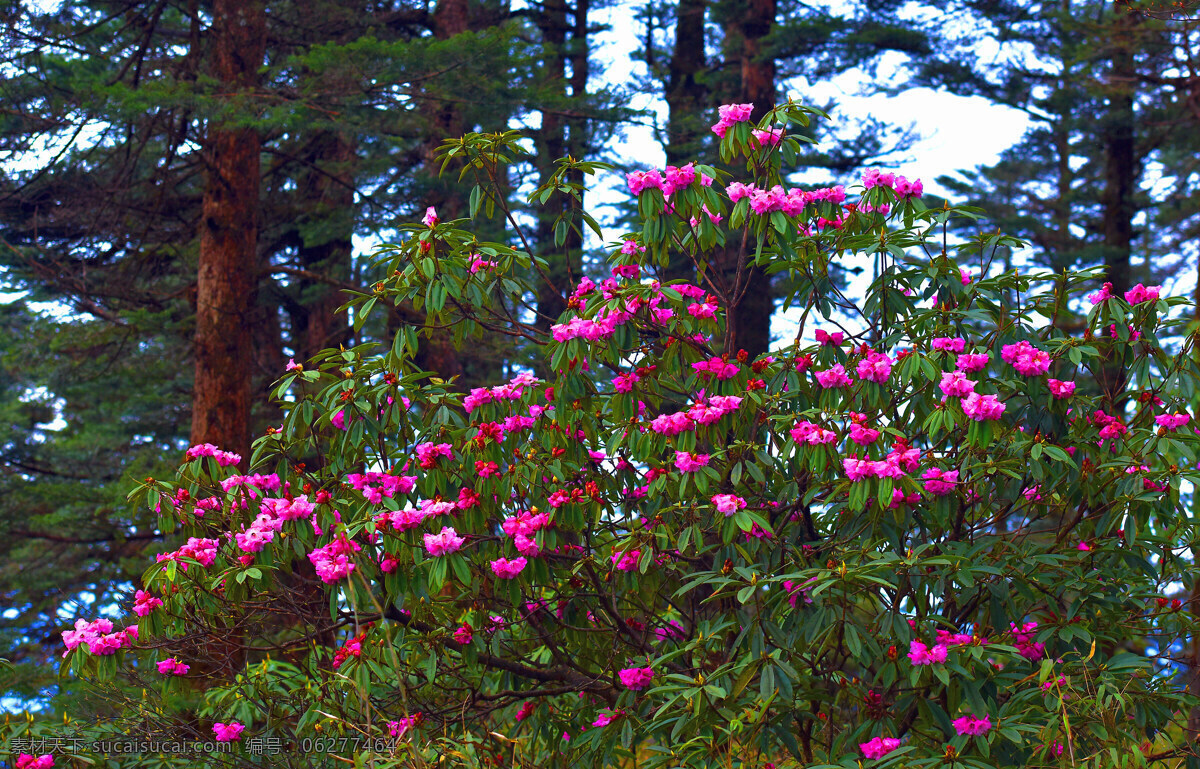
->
[157,658,190,676]
[956,353,989,373]
[453,623,473,645]
[618,665,655,690]
[855,352,893,383]
[1077,541,1091,552]
[593,710,622,728]
[1124,283,1161,304]
[389,715,419,738]
[922,467,959,496]
[627,169,665,195]
[932,337,966,353]
[939,371,976,398]
[1001,341,1051,376]
[814,328,844,346]
[815,364,853,389]
[751,128,784,147]
[859,736,902,760]
[848,423,880,445]
[1048,379,1076,399]
[1156,412,1190,430]
[490,557,527,579]
[422,206,439,227]
[133,589,163,617]
[331,409,347,430]
[1089,282,1113,304]
[415,442,453,469]
[711,103,754,137]
[674,451,710,472]
[908,640,949,665]
[515,701,536,721]
[213,722,245,742]
[962,392,1005,421]
[424,526,466,556]
[16,755,55,769]
[712,494,747,515]
[952,714,992,736]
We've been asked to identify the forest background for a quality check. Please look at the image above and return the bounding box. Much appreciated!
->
[2,0,1200,748]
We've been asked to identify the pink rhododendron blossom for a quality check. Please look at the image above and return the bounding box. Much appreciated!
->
[932,337,966,353]
[860,737,902,760]
[490,557,527,579]
[1001,341,1051,376]
[908,640,949,665]
[415,442,453,469]
[16,755,54,769]
[1089,282,1113,304]
[952,715,992,736]
[862,168,896,189]
[751,128,784,147]
[424,526,466,556]
[711,103,754,137]
[712,494,747,515]
[157,658,190,676]
[133,590,162,616]
[593,710,622,728]
[389,716,419,738]
[308,537,360,583]
[626,169,664,195]
[674,451,710,472]
[331,409,347,430]
[957,353,989,373]
[611,549,640,571]
[421,206,438,227]
[1048,379,1076,399]
[515,701,536,721]
[814,329,844,346]
[1157,412,1190,430]
[618,665,655,690]
[791,420,837,444]
[1012,621,1046,660]
[692,357,741,380]
[1124,283,1161,304]
[939,371,976,398]
[184,443,241,466]
[213,722,245,742]
[855,351,893,383]
[923,467,959,496]
[815,364,853,388]
[962,392,1005,421]
[453,623,473,645]
[848,423,880,445]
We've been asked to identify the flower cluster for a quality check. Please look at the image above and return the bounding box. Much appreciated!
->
[710,103,754,137]
[184,443,242,466]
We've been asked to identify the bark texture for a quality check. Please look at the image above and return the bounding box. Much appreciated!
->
[192,0,266,465]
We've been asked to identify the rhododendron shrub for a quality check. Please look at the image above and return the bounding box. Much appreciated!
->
[47,104,1200,768]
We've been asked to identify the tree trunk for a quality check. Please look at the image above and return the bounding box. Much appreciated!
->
[192,0,266,465]
[1098,3,1137,407]
[721,0,776,359]
[662,0,708,288]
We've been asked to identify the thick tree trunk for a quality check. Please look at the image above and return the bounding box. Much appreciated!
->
[534,0,571,348]
[1098,4,1136,408]
[192,0,265,464]
[666,0,707,167]
[724,0,776,359]
[662,0,707,288]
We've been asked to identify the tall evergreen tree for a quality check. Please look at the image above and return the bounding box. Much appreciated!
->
[0,0,578,700]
